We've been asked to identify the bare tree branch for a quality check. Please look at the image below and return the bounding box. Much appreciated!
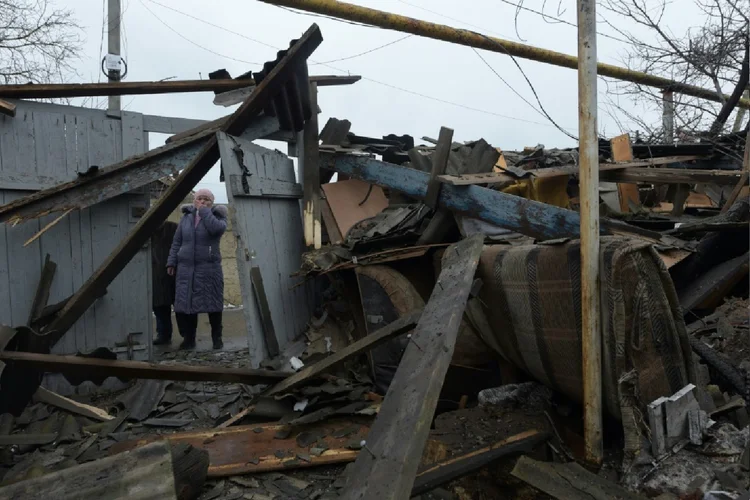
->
[0,0,83,85]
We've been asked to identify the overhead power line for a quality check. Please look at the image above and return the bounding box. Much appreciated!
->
[140,0,262,65]
[139,0,582,135]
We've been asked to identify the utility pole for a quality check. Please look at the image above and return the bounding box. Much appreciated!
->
[577,0,603,467]
[107,0,122,113]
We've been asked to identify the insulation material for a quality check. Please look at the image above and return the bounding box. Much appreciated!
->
[321,180,388,239]
[476,236,697,420]
[500,176,570,208]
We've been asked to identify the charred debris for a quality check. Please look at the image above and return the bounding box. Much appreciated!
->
[0,21,748,500]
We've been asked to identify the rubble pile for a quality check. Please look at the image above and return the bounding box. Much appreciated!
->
[0,21,748,499]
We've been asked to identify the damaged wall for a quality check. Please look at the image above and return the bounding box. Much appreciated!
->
[0,100,152,370]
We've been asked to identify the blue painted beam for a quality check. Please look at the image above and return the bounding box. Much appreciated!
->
[323,153,692,248]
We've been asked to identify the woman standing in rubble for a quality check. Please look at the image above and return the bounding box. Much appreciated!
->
[167,188,227,350]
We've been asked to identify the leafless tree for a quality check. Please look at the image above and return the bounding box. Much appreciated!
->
[596,0,749,142]
[0,0,83,85]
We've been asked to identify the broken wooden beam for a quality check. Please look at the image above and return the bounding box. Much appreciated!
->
[600,167,742,185]
[302,82,322,249]
[0,441,208,500]
[267,309,422,396]
[0,75,358,100]
[0,351,292,385]
[511,456,647,500]
[341,234,485,500]
[679,252,749,312]
[410,430,549,497]
[39,24,323,348]
[437,155,710,186]
[250,266,281,359]
[27,255,56,327]
[424,127,453,209]
[323,152,692,248]
[0,98,16,117]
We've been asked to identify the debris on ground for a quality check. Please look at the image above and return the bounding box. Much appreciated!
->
[0,21,748,498]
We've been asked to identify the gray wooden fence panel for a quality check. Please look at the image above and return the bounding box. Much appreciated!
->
[0,102,151,369]
[218,132,309,367]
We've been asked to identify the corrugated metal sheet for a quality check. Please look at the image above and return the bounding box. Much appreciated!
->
[252,37,313,132]
[0,101,152,382]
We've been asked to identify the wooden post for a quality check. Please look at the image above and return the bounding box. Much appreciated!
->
[577,0,603,466]
[302,82,322,249]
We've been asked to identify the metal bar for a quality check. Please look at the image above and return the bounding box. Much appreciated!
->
[40,24,323,347]
[0,75,358,100]
[259,0,750,109]
[577,0,603,466]
[322,153,692,248]
[341,235,485,500]
[0,351,290,385]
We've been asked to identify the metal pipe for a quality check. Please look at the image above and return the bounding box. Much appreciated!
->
[577,0,603,466]
[259,0,750,109]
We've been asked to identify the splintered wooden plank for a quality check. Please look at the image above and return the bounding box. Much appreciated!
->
[33,386,113,422]
[267,309,422,396]
[109,419,370,477]
[610,133,641,213]
[341,234,485,500]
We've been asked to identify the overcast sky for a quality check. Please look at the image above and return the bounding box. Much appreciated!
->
[64,0,709,203]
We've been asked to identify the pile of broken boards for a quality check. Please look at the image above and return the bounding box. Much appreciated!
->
[296,122,750,498]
